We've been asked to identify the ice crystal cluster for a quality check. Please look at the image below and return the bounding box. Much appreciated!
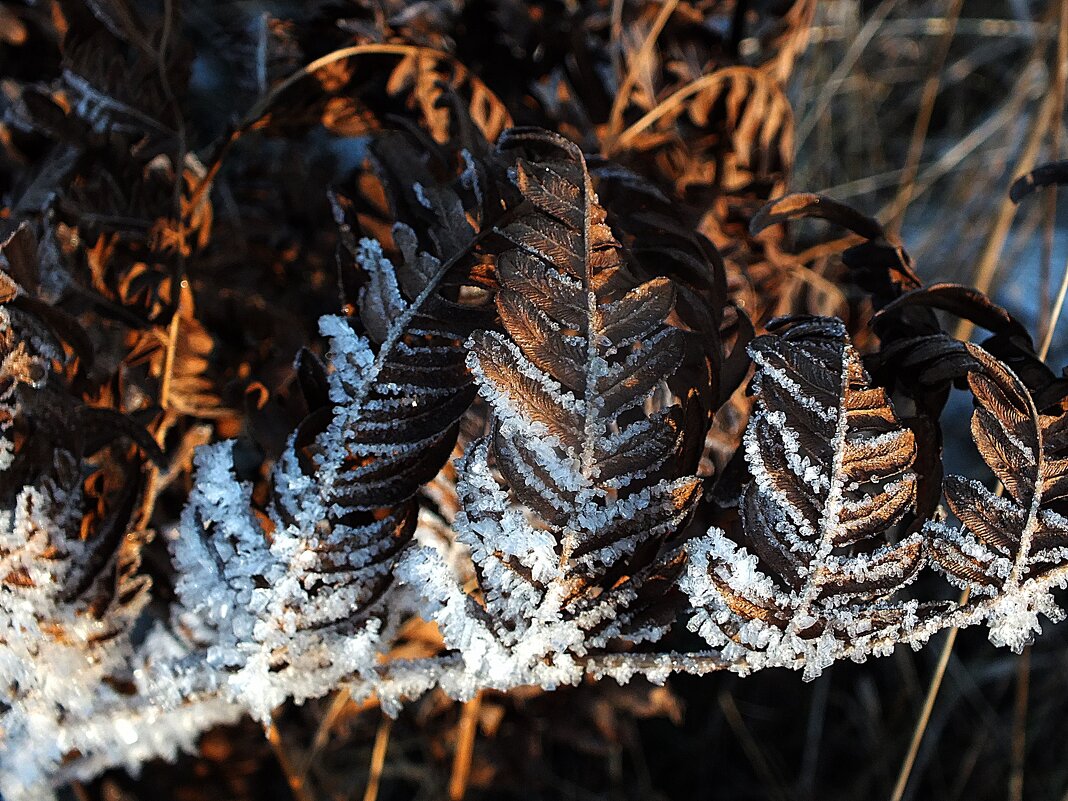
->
[174,439,390,723]
[3,128,1068,799]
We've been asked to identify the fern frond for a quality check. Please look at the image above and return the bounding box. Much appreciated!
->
[927,343,1068,651]
[683,317,929,678]
[171,135,499,719]
[404,129,707,691]
[0,224,237,800]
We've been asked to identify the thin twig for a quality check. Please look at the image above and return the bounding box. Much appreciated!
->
[159,298,182,412]
[609,0,625,87]
[1037,20,1068,368]
[134,0,188,534]
[798,669,831,796]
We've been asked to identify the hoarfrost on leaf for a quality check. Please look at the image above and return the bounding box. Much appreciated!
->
[926,343,1068,652]
[407,129,710,691]
[684,318,934,677]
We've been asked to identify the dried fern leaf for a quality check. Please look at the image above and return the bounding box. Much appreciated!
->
[0,224,238,801]
[172,137,499,720]
[683,317,928,678]
[403,128,706,692]
[927,343,1068,652]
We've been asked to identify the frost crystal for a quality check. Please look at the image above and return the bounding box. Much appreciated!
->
[174,442,389,722]
[0,295,240,800]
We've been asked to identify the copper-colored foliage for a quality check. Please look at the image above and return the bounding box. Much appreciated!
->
[930,345,1068,593]
[717,319,922,629]
[275,128,504,581]
[461,128,710,642]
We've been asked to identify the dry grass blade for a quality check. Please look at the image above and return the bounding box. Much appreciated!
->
[267,721,315,801]
[299,688,353,782]
[889,600,965,801]
[718,690,794,801]
[1040,257,1068,359]
[1008,645,1032,801]
[1037,1,1068,345]
[793,0,897,150]
[956,97,1052,339]
[609,67,771,156]
[884,0,963,236]
[362,714,394,801]
[449,691,484,801]
[604,0,681,146]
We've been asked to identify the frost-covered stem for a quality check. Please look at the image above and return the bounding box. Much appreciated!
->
[582,650,737,679]
[146,594,1032,725]
[1008,383,1043,588]
[369,654,464,681]
[791,347,851,627]
[579,169,600,483]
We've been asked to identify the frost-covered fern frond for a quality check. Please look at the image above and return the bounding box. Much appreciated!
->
[682,317,932,678]
[0,473,241,799]
[927,343,1068,652]
[403,129,707,693]
[174,441,391,723]
[171,138,500,720]
[0,237,239,799]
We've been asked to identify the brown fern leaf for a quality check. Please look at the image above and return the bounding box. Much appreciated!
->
[174,132,505,717]
[927,343,1068,652]
[406,128,712,688]
[683,317,933,678]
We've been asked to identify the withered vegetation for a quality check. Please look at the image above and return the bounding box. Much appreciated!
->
[1,1,1067,800]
